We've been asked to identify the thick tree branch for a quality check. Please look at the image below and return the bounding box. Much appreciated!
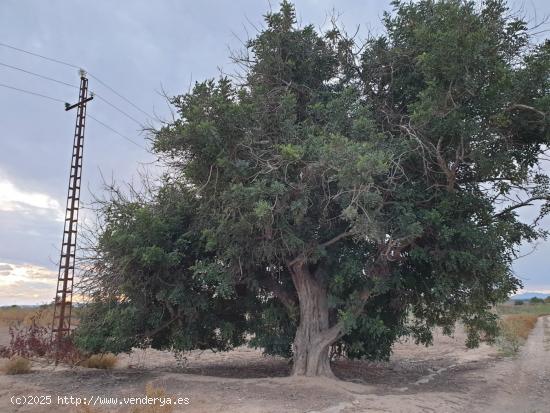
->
[287,232,351,268]
[319,231,352,248]
[493,196,550,218]
[318,289,372,349]
[506,104,546,118]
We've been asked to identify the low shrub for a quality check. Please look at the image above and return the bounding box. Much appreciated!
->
[1,356,31,374]
[130,383,175,413]
[81,353,117,369]
[0,317,82,365]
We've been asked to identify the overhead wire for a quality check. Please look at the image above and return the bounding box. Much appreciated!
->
[0,80,149,152]
[87,73,153,120]
[0,60,78,88]
[0,41,80,69]
[93,93,144,127]
[87,114,149,151]
[0,40,155,120]
[0,59,148,126]
[0,82,67,103]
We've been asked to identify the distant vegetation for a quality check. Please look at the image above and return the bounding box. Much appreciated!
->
[0,305,48,326]
[497,302,550,316]
[0,304,80,328]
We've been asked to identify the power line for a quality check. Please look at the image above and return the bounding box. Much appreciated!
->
[93,93,144,127]
[0,41,155,120]
[88,114,149,151]
[0,60,78,88]
[88,73,153,120]
[0,82,67,103]
[0,80,148,152]
[0,41,80,69]
[0,59,145,126]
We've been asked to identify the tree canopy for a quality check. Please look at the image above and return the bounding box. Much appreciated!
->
[75,184,254,354]
[77,0,549,377]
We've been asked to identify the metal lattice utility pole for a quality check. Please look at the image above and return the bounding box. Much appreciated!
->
[51,70,93,348]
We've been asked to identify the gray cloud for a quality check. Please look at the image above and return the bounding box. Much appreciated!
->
[0,263,13,275]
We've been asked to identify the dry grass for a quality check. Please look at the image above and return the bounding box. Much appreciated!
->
[0,305,80,327]
[0,306,37,326]
[130,383,175,413]
[81,353,118,369]
[498,314,539,355]
[497,302,550,317]
[1,356,31,374]
[502,314,538,340]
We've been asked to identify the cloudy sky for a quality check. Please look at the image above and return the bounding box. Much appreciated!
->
[0,0,548,305]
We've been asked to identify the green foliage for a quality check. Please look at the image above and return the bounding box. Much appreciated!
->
[75,184,253,355]
[75,301,141,354]
[247,301,296,358]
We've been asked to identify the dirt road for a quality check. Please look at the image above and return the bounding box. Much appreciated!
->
[0,319,549,412]
[468,315,550,413]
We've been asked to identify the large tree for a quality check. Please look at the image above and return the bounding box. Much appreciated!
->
[79,0,549,377]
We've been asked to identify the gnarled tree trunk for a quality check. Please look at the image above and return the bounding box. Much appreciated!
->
[289,262,342,377]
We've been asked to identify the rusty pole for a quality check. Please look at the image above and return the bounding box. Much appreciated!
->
[51,70,93,354]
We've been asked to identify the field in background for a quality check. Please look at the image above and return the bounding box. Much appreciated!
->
[0,305,81,329]
[497,302,550,316]
[0,305,53,327]
[0,305,54,327]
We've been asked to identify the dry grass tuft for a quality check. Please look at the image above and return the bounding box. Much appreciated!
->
[498,314,539,355]
[81,353,118,369]
[502,315,538,339]
[1,356,31,374]
[130,383,175,413]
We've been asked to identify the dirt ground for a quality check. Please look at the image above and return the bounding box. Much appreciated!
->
[1,317,549,413]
